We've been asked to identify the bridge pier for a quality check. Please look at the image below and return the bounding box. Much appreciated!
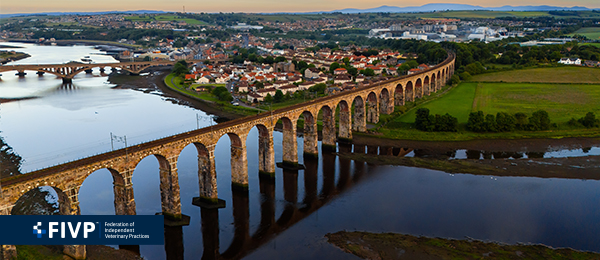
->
[1,245,16,260]
[303,113,319,157]
[322,107,336,152]
[282,119,298,168]
[99,67,105,72]
[231,135,249,191]
[85,69,93,74]
[193,147,225,209]
[159,159,183,221]
[352,98,366,132]
[64,245,86,260]
[258,130,276,177]
[15,70,26,77]
[367,97,379,124]
[338,105,352,142]
[62,78,73,84]
[114,173,137,216]
[36,71,45,76]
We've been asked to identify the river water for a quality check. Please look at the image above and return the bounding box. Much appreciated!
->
[1,43,600,259]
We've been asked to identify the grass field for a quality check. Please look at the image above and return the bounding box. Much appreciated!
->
[469,67,600,84]
[569,27,600,40]
[125,15,207,25]
[392,82,600,125]
[392,83,477,124]
[582,43,600,48]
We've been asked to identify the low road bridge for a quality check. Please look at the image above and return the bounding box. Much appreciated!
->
[0,59,223,83]
[0,53,455,259]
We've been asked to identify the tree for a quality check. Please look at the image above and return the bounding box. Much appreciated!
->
[264,94,273,103]
[309,83,327,95]
[415,108,434,131]
[360,68,375,77]
[172,60,189,76]
[449,75,461,85]
[514,112,529,130]
[329,62,340,74]
[484,114,497,132]
[275,56,287,63]
[528,110,551,130]
[435,113,458,132]
[496,112,516,132]
[274,90,284,102]
[467,111,485,132]
[578,112,599,128]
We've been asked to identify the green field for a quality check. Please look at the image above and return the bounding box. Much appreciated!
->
[392,82,600,125]
[393,83,477,124]
[470,67,600,84]
[582,43,600,48]
[126,15,207,25]
[569,27,600,40]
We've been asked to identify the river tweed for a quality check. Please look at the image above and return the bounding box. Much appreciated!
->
[1,43,600,259]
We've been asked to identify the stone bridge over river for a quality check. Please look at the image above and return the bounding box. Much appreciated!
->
[0,59,223,83]
[0,53,455,259]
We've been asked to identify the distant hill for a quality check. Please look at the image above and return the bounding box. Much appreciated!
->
[327,3,595,13]
[0,10,165,19]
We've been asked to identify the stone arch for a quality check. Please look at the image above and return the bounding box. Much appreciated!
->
[405,81,414,102]
[366,92,379,123]
[187,141,221,206]
[352,96,366,132]
[424,76,431,96]
[246,124,276,176]
[336,100,352,141]
[318,105,336,150]
[415,78,423,99]
[11,186,72,215]
[131,153,181,218]
[78,168,129,215]
[301,111,319,156]
[216,132,248,189]
[394,84,404,106]
[379,88,393,114]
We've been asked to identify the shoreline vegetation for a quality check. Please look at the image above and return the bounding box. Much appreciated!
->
[371,66,600,141]
[326,231,600,260]
[160,66,600,142]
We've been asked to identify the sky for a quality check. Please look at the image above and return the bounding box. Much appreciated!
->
[1,0,599,14]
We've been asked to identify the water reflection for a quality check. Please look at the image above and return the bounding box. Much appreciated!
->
[350,144,600,160]
[191,147,368,260]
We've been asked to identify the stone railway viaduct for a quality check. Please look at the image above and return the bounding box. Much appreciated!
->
[0,53,455,259]
[0,59,225,83]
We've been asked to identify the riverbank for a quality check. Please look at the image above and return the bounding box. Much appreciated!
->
[0,50,30,64]
[107,68,248,121]
[326,231,600,260]
[162,72,261,117]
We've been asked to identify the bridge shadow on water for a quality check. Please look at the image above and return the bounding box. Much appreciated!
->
[148,143,375,260]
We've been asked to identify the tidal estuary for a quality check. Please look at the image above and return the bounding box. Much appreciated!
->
[1,43,600,259]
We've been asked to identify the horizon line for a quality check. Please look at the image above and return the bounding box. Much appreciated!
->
[2,3,600,16]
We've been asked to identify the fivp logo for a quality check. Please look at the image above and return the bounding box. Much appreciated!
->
[33,222,96,239]
[33,222,46,238]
